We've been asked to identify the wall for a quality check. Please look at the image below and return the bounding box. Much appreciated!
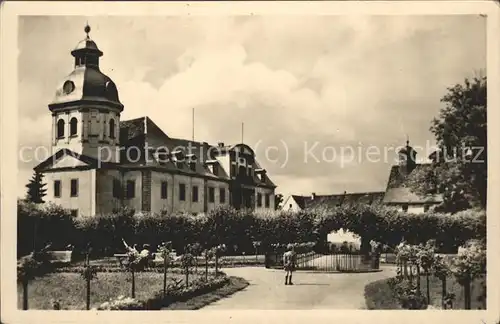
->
[151,171,174,214]
[254,187,275,212]
[282,195,302,212]
[391,204,428,214]
[122,170,142,211]
[43,169,96,217]
[407,205,425,214]
[172,174,206,214]
[205,179,230,213]
[95,169,123,215]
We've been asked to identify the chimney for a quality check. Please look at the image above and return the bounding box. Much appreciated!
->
[311,192,316,200]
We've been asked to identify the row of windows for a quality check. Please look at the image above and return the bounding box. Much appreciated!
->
[53,179,78,198]
[111,180,227,204]
[256,193,271,208]
[56,118,116,139]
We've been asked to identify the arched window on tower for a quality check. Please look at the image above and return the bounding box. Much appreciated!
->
[109,119,115,139]
[57,119,65,139]
[70,117,78,136]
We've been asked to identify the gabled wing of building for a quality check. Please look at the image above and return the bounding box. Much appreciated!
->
[34,148,119,172]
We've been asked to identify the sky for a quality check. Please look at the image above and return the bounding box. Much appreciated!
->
[17,15,486,199]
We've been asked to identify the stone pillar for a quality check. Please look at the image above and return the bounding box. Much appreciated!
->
[51,114,56,146]
[65,112,70,144]
[103,113,108,140]
[82,112,87,141]
[99,113,104,141]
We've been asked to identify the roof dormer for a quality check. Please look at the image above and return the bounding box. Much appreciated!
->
[255,168,267,182]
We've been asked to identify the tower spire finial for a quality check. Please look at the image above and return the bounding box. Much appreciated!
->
[406,134,409,147]
[84,22,91,39]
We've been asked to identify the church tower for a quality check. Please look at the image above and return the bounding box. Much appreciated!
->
[48,24,123,163]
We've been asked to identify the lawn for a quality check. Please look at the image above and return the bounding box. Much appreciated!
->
[18,271,206,310]
[162,276,250,310]
[364,275,486,310]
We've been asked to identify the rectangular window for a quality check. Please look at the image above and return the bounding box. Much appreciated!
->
[189,162,196,171]
[257,193,262,207]
[220,188,226,203]
[423,205,430,212]
[265,194,270,208]
[231,164,236,177]
[402,204,409,212]
[54,180,61,198]
[161,181,168,199]
[112,179,121,198]
[70,209,78,217]
[208,187,215,203]
[126,180,135,199]
[179,183,186,201]
[192,185,199,202]
[70,179,79,197]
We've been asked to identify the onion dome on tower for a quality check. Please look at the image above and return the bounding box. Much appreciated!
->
[48,23,123,112]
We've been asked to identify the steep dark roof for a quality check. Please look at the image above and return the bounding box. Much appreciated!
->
[291,195,308,209]
[291,192,385,210]
[119,117,276,187]
[383,164,443,204]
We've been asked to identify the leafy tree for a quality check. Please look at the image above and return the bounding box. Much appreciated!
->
[274,194,284,210]
[25,171,47,204]
[407,76,486,212]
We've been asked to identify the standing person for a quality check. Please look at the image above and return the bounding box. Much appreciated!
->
[283,244,297,285]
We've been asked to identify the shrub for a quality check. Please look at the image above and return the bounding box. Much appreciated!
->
[389,278,428,310]
[97,296,145,310]
[17,200,75,257]
[451,239,486,309]
[18,200,485,257]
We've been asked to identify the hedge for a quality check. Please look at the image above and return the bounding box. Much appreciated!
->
[18,200,485,257]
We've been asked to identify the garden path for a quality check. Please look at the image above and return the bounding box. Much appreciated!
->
[201,265,397,310]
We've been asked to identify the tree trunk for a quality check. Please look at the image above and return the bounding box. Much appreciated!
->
[163,257,167,297]
[131,270,135,298]
[22,279,28,310]
[464,277,471,310]
[255,247,258,262]
[86,277,91,310]
[441,277,447,309]
[185,269,189,287]
[33,220,37,254]
[416,266,421,293]
[215,254,219,276]
[205,255,209,281]
[426,273,430,305]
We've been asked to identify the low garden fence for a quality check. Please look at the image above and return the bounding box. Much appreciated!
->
[265,251,380,272]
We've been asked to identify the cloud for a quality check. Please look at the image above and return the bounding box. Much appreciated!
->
[17,15,486,198]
